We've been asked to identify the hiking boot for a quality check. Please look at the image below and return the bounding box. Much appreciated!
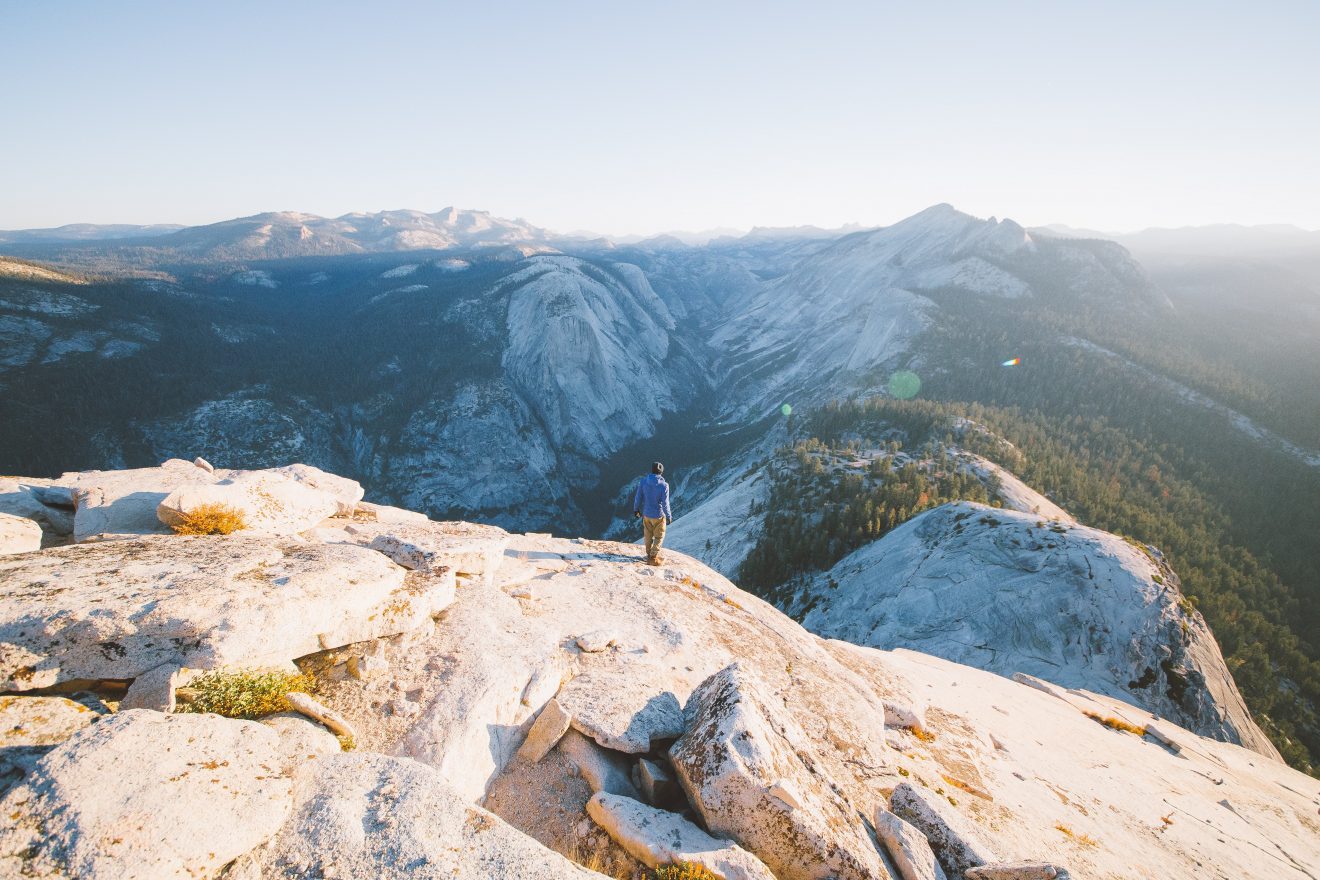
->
[649,555,663,566]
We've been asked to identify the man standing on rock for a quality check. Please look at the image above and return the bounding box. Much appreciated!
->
[632,461,673,566]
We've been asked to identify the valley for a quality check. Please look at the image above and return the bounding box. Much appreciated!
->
[2,205,1319,776]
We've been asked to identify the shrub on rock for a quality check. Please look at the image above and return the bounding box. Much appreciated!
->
[653,863,722,880]
[180,668,314,719]
[167,501,247,535]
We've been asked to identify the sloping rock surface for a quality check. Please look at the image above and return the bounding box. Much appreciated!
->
[0,535,424,689]
[0,512,41,555]
[798,500,1278,758]
[0,463,1316,880]
[0,710,290,879]
[670,663,894,880]
[248,752,596,879]
[587,791,776,880]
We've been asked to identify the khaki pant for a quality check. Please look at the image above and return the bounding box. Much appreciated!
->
[643,516,667,559]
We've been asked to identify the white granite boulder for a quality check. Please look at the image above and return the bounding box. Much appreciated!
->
[119,662,182,712]
[0,695,99,796]
[518,697,573,763]
[556,664,686,753]
[259,711,343,770]
[247,752,597,879]
[0,511,42,555]
[157,469,339,535]
[669,663,893,880]
[0,478,74,537]
[64,459,220,542]
[353,500,430,524]
[876,808,947,880]
[265,463,364,515]
[587,791,777,880]
[889,782,998,878]
[341,520,509,581]
[0,535,445,690]
[0,709,291,879]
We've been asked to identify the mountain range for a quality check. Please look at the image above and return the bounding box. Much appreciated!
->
[1,202,1318,777]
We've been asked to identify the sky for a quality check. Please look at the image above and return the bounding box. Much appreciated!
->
[3,1,1318,235]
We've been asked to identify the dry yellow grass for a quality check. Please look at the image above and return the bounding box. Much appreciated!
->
[169,502,247,535]
[1055,823,1099,847]
[653,863,720,880]
[1083,711,1147,736]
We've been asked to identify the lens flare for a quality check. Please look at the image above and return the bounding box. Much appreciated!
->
[780,403,792,417]
[1001,357,1021,367]
[887,370,921,400]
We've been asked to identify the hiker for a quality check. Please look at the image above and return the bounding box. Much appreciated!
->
[632,461,672,565]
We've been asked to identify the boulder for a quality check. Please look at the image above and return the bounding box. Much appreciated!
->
[0,709,291,879]
[27,484,76,510]
[557,728,641,799]
[259,711,342,770]
[157,469,339,535]
[265,463,364,515]
[348,520,509,582]
[557,665,685,753]
[247,752,597,879]
[119,662,181,712]
[1011,673,1069,702]
[0,511,42,555]
[353,500,430,524]
[889,783,998,878]
[576,630,617,652]
[63,459,219,542]
[875,809,947,880]
[669,663,893,880]
[965,864,1068,880]
[0,535,436,690]
[286,692,358,741]
[884,699,929,733]
[192,457,214,472]
[0,695,98,796]
[0,478,73,538]
[518,697,573,763]
[587,791,777,880]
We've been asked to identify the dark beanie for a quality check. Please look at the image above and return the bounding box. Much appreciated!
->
[652,461,664,474]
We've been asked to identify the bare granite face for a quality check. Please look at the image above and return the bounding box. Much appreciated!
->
[0,535,431,689]
[796,500,1280,760]
[0,710,292,880]
[0,462,1316,880]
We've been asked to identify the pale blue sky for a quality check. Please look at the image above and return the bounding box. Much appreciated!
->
[3,1,1317,234]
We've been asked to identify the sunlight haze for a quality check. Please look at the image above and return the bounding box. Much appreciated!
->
[3,0,1318,233]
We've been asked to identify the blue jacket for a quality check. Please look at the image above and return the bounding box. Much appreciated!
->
[632,473,672,520]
